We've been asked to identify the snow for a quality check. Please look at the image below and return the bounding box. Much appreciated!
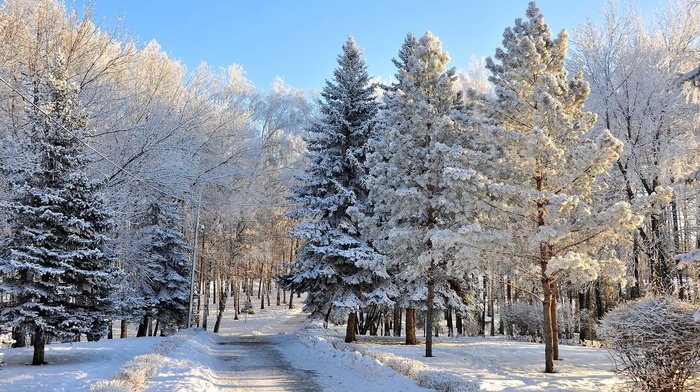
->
[0,301,625,391]
[0,335,162,390]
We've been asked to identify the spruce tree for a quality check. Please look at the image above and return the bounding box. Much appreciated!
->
[364,32,470,356]
[283,37,391,342]
[130,198,192,336]
[0,57,121,364]
[477,2,640,372]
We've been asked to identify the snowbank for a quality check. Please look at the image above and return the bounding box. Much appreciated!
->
[90,328,195,391]
[298,322,480,392]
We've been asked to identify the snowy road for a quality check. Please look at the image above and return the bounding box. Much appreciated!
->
[142,305,429,391]
[209,336,322,391]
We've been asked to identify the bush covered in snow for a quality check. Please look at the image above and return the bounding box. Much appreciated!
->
[501,302,543,341]
[598,297,700,391]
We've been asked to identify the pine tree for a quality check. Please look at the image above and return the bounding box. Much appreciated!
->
[130,198,191,336]
[283,37,392,342]
[477,2,640,373]
[0,56,121,365]
[364,32,470,357]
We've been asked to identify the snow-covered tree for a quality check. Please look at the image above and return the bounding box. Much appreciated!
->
[570,0,700,295]
[128,198,191,336]
[364,31,472,356]
[475,2,640,373]
[0,57,121,365]
[283,37,392,342]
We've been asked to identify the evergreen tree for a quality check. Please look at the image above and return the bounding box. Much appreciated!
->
[476,2,640,373]
[0,56,121,364]
[364,31,470,356]
[283,37,391,342]
[130,198,191,336]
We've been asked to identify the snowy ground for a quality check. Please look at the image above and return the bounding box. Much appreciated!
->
[0,300,625,391]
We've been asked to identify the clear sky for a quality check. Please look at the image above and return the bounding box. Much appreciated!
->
[73,0,663,92]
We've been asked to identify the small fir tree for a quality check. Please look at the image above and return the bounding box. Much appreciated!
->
[130,198,192,336]
[0,57,121,364]
[283,37,392,342]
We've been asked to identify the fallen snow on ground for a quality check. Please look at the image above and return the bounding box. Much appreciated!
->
[0,334,162,391]
[0,300,626,391]
[312,321,624,391]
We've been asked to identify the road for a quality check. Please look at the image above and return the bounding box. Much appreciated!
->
[143,304,428,391]
[210,335,322,391]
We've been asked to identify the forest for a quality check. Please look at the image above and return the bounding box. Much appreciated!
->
[0,0,699,389]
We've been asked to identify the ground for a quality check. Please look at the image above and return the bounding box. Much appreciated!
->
[0,300,625,391]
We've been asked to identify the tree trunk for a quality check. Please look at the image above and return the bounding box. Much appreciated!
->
[425,262,435,357]
[480,277,487,335]
[631,236,641,299]
[595,279,604,319]
[550,281,559,360]
[121,320,128,338]
[203,278,210,330]
[288,291,294,309]
[405,307,417,345]
[196,269,203,327]
[260,278,266,310]
[32,327,46,365]
[489,276,496,337]
[542,276,555,373]
[384,314,391,336]
[267,279,271,307]
[393,304,402,337]
[446,308,453,337]
[234,280,240,320]
[137,315,149,337]
[257,274,263,299]
[345,312,357,343]
[12,328,26,348]
[324,304,333,329]
[213,288,228,333]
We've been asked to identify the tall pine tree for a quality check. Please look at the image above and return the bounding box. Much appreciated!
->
[476,2,640,372]
[283,37,392,342]
[0,56,121,365]
[364,31,470,356]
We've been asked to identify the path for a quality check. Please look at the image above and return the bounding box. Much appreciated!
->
[143,304,428,391]
[143,306,322,391]
[210,335,322,391]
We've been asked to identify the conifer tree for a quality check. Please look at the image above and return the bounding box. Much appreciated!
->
[283,37,392,342]
[477,2,640,372]
[130,198,191,336]
[0,57,121,365]
[364,32,469,357]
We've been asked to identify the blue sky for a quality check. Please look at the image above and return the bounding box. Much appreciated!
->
[74,1,662,92]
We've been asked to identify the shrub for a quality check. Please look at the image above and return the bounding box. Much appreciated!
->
[598,296,700,392]
[501,302,543,341]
